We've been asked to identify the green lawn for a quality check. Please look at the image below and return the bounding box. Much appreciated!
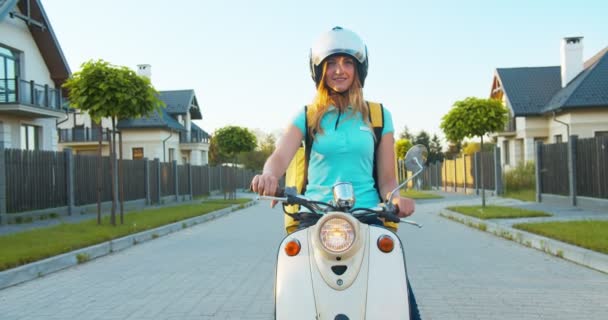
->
[400,189,443,199]
[503,189,536,202]
[0,199,250,272]
[447,205,551,219]
[514,220,608,254]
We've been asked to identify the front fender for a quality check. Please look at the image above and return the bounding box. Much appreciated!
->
[275,229,317,320]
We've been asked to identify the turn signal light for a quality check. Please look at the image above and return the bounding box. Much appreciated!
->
[377,235,394,253]
[284,239,301,256]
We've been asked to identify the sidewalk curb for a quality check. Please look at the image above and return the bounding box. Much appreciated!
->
[439,209,608,274]
[0,200,258,291]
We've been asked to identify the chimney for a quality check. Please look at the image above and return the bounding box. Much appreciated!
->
[137,64,152,79]
[560,37,583,87]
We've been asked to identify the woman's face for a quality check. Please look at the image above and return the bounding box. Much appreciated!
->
[324,55,355,93]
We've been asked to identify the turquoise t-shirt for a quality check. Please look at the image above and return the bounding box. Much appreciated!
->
[292,105,394,209]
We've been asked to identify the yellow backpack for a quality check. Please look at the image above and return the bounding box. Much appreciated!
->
[283,101,398,233]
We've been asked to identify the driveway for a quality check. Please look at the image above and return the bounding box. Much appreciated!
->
[0,195,606,319]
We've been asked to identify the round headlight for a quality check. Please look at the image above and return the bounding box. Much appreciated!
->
[319,218,356,253]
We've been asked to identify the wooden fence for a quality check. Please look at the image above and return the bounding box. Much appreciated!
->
[398,149,499,194]
[538,136,608,200]
[0,147,256,215]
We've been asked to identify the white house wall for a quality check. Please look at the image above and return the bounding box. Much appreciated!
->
[1,8,56,86]
[120,129,180,163]
[1,7,63,151]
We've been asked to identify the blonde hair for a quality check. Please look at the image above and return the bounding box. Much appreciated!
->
[309,60,369,139]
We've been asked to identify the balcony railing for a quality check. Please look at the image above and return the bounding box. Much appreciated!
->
[179,131,210,144]
[505,117,516,132]
[0,77,67,111]
[58,127,110,143]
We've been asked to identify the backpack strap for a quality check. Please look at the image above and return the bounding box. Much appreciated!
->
[367,101,385,201]
[301,105,314,194]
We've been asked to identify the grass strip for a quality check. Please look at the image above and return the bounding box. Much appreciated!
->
[0,199,250,271]
[400,190,443,199]
[514,220,608,254]
[447,205,551,219]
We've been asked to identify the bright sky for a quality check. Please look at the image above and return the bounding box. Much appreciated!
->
[43,0,608,143]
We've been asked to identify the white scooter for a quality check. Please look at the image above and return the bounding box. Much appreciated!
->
[259,145,428,320]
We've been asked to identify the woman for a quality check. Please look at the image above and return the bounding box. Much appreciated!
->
[251,26,415,219]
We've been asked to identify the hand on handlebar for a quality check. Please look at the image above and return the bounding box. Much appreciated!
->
[392,196,415,218]
[251,173,280,208]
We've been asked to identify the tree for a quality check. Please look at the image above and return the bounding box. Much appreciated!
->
[213,126,257,164]
[239,134,276,171]
[429,134,444,163]
[440,97,507,207]
[413,130,430,149]
[63,59,164,225]
[209,136,228,166]
[394,138,413,160]
[398,125,414,140]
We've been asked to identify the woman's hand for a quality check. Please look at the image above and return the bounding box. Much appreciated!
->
[251,173,280,208]
[251,173,279,196]
[393,196,415,218]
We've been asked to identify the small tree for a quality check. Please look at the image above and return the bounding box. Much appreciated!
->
[429,134,444,164]
[213,126,256,198]
[63,59,164,225]
[440,97,507,207]
[394,138,413,160]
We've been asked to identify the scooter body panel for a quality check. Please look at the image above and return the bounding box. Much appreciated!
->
[275,229,317,320]
[365,226,410,319]
[275,219,410,319]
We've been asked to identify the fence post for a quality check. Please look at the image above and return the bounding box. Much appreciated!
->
[494,147,503,196]
[155,158,161,204]
[207,165,212,195]
[453,157,457,192]
[568,135,578,206]
[173,160,179,202]
[474,152,480,195]
[443,161,447,192]
[144,158,150,205]
[64,148,75,215]
[0,142,6,225]
[535,141,542,203]
[187,163,193,201]
[463,154,467,194]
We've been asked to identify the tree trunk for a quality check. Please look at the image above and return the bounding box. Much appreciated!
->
[97,124,102,225]
[119,129,124,224]
[480,135,486,207]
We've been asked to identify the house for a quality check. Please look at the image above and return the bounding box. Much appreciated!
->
[491,37,608,169]
[58,65,211,165]
[0,0,70,151]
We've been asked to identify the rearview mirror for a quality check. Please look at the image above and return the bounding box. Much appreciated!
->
[404,144,428,172]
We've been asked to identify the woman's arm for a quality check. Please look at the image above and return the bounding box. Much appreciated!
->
[376,132,415,217]
[251,124,303,196]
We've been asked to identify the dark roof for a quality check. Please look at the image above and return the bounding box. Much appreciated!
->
[495,67,562,116]
[159,90,202,119]
[1,0,71,90]
[542,48,608,112]
[117,109,185,131]
[495,46,608,116]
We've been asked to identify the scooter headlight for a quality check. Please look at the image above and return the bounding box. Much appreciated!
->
[319,218,356,253]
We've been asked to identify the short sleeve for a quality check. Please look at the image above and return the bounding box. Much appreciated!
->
[292,107,307,135]
[381,106,395,136]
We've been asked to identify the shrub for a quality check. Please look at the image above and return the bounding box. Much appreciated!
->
[505,161,535,191]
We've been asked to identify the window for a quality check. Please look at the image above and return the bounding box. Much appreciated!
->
[502,140,510,165]
[0,45,20,103]
[595,131,608,137]
[168,148,175,162]
[20,124,39,150]
[132,147,144,160]
[554,134,563,143]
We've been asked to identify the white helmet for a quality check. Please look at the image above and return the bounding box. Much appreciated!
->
[309,26,369,87]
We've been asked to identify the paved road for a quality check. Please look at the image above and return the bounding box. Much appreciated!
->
[1,195,607,319]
